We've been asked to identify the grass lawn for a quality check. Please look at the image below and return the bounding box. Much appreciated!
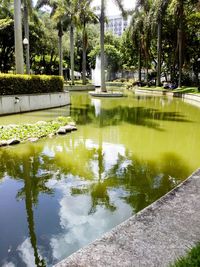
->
[136,86,199,94]
[173,86,199,94]
[171,243,200,267]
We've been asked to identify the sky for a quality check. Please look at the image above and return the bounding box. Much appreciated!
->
[33,0,136,16]
[92,0,136,16]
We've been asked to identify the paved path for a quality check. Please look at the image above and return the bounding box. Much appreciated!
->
[55,169,200,267]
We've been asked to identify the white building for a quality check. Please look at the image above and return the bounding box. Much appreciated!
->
[105,15,129,36]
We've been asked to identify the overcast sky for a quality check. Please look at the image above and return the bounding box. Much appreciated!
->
[92,0,136,15]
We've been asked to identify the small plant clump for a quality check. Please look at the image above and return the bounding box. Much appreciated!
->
[171,242,200,267]
[0,116,75,145]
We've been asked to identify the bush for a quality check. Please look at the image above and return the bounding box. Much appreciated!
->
[0,74,64,95]
[181,73,193,86]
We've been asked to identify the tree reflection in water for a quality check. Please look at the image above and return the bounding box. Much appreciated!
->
[0,137,191,266]
[0,145,54,266]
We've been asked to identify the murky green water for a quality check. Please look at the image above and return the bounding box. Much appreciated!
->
[0,92,200,266]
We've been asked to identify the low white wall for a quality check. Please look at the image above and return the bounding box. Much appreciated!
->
[0,92,70,115]
[135,89,200,108]
[182,93,200,108]
[135,88,165,96]
[65,85,95,91]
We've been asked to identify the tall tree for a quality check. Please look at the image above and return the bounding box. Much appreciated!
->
[53,0,81,84]
[132,0,153,83]
[177,0,184,87]
[153,0,169,86]
[129,10,144,82]
[99,0,125,92]
[36,0,64,77]
[23,0,32,74]
[100,0,106,91]
[78,0,98,85]
[0,0,15,72]
[14,0,24,74]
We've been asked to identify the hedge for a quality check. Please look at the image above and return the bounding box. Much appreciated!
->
[0,74,64,95]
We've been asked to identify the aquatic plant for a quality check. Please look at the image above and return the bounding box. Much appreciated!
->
[0,116,75,144]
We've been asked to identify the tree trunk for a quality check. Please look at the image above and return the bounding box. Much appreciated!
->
[14,0,24,74]
[178,0,183,88]
[138,41,141,82]
[146,64,149,83]
[156,17,162,87]
[58,22,63,77]
[82,23,87,85]
[70,23,75,85]
[24,0,30,74]
[100,0,106,92]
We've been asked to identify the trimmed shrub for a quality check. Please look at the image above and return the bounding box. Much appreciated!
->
[0,74,64,95]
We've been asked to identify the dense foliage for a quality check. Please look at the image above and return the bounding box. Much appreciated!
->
[0,74,64,95]
[122,0,200,86]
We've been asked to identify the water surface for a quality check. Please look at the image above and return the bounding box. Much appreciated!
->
[0,92,200,266]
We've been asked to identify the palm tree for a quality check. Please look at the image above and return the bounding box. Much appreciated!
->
[100,0,106,91]
[129,2,152,83]
[78,0,98,85]
[36,0,64,77]
[14,0,24,74]
[53,0,80,84]
[170,0,199,87]
[23,0,31,74]
[177,0,184,88]
[137,0,153,83]
[99,0,125,92]
[58,21,64,76]
[153,0,169,86]
[129,11,144,82]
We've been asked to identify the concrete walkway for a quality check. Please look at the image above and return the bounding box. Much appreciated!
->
[55,169,200,267]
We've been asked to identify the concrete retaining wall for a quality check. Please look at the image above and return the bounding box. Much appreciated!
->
[64,85,95,91]
[182,93,200,108]
[0,92,70,115]
[106,82,125,87]
[135,88,166,96]
[135,88,200,108]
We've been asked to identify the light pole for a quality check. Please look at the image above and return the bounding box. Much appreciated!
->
[23,37,30,74]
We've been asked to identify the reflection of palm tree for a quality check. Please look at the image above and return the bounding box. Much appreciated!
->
[60,132,117,214]
[20,164,46,267]
[106,152,191,213]
[0,146,54,267]
[88,136,116,214]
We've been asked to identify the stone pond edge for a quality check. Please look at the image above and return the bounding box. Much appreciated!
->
[134,88,200,107]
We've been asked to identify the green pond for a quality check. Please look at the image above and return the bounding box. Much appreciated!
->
[0,92,200,266]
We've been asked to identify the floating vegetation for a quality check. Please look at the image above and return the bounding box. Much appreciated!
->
[0,116,76,146]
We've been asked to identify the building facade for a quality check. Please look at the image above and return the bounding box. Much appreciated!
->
[105,15,129,36]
